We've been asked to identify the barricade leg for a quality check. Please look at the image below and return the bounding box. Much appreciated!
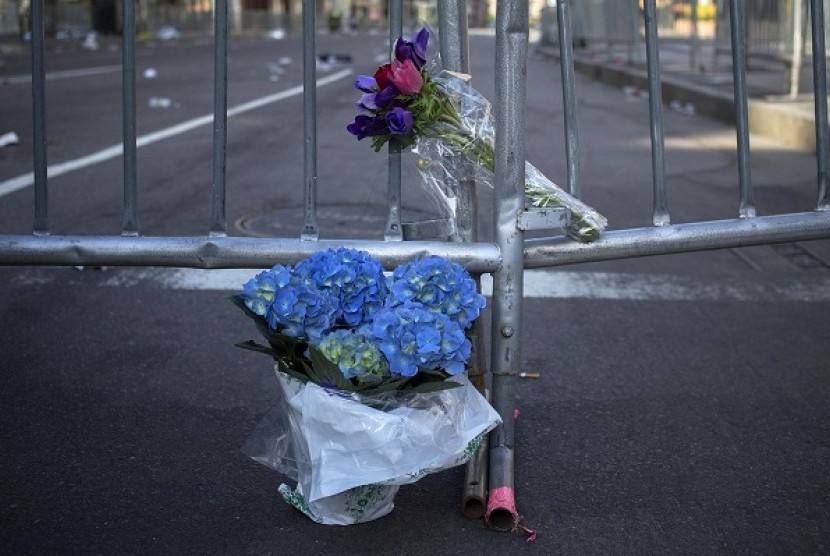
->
[485,0,529,532]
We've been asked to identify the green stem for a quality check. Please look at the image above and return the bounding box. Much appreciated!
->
[428,122,604,242]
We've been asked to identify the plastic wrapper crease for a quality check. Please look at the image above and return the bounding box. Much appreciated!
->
[413,72,608,243]
[243,366,502,525]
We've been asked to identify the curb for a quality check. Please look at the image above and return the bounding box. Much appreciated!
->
[536,44,821,152]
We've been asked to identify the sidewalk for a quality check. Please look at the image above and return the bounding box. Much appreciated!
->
[534,37,825,152]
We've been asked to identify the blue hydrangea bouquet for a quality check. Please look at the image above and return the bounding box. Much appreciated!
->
[234,248,501,524]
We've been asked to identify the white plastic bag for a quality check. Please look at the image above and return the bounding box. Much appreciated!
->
[244,367,501,525]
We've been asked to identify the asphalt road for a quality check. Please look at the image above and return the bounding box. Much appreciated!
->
[1,30,829,553]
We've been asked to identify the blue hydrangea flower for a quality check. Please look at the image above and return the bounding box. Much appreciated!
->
[239,265,293,317]
[268,276,336,342]
[369,302,471,377]
[316,329,390,380]
[294,248,389,328]
[238,264,337,342]
[389,256,486,329]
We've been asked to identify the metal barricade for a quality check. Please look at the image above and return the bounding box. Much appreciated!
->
[1,0,829,534]
[713,0,830,96]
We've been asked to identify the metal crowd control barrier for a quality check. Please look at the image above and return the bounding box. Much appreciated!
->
[2,0,830,534]
[713,0,829,97]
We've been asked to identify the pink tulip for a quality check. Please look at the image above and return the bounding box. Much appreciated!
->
[388,59,423,96]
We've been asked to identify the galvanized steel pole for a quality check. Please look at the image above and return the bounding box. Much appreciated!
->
[121,0,139,236]
[31,0,48,236]
[728,0,755,218]
[385,0,404,241]
[210,0,229,237]
[643,0,670,226]
[437,0,489,520]
[301,0,319,239]
[810,0,829,210]
[556,0,581,198]
[486,0,528,533]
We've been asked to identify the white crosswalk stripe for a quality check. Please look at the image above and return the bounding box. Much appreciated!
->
[10,266,830,302]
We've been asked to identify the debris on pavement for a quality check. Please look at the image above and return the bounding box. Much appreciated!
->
[623,85,648,100]
[155,26,181,41]
[148,96,174,108]
[0,132,20,147]
[267,63,284,81]
[81,32,99,51]
[265,28,285,40]
[670,99,696,116]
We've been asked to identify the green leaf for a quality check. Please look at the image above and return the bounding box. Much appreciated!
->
[234,340,276,358]
[275,359,311,383]
[406,380,462,394]
[353,374,384,391]
[308,346,355,391]
[299,360,324,385]
[229,295,260,321]
[360,377,409,395]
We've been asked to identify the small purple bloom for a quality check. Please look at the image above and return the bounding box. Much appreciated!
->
[357,86,398,112]
[386,107,413,135]
[395,27,430,69]
[355,74,378,93]
[347,114,389,140]
[375,86,398,108]
[356,92,379,112]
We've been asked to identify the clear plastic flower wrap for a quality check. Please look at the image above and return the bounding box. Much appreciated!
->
[346,26,607,243]
[412,71,608,243]
[243,367,501,525]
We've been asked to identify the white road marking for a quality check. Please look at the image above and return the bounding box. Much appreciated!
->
[11,266,830,302]
[0,68,353,198]
[1,64,123,85]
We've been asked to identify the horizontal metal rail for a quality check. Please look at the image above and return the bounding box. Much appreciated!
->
[525,212,830,268]
[0,236,502,273]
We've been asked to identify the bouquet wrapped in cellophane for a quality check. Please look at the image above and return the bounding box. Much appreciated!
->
[347,27,607,242]
[233,248,501,525]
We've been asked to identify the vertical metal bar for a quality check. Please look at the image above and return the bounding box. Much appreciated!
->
[557,0,581,197]
[788,0,805,98]
[301,0,319,239]
[437,1,474,241]
[31,0,48,235]
[486,0,527,533]
[210,0,229,237]
[384,0,403,241]
[728,0,755,218]
[628,0,639,66]
[121,0,139,236]
[690,0,700,70]
[438,1,469,74]
[810,0,829,210]
[438,0,488,520]
[643,0,670,226]
[604,0,614,60]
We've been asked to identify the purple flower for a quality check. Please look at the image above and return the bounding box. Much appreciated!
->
[347,114,389,140]
[356,92,378,111]
[386,107,413,135]
[355,75,378,92]
[395,27,430,69]
[356,86,397,112]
